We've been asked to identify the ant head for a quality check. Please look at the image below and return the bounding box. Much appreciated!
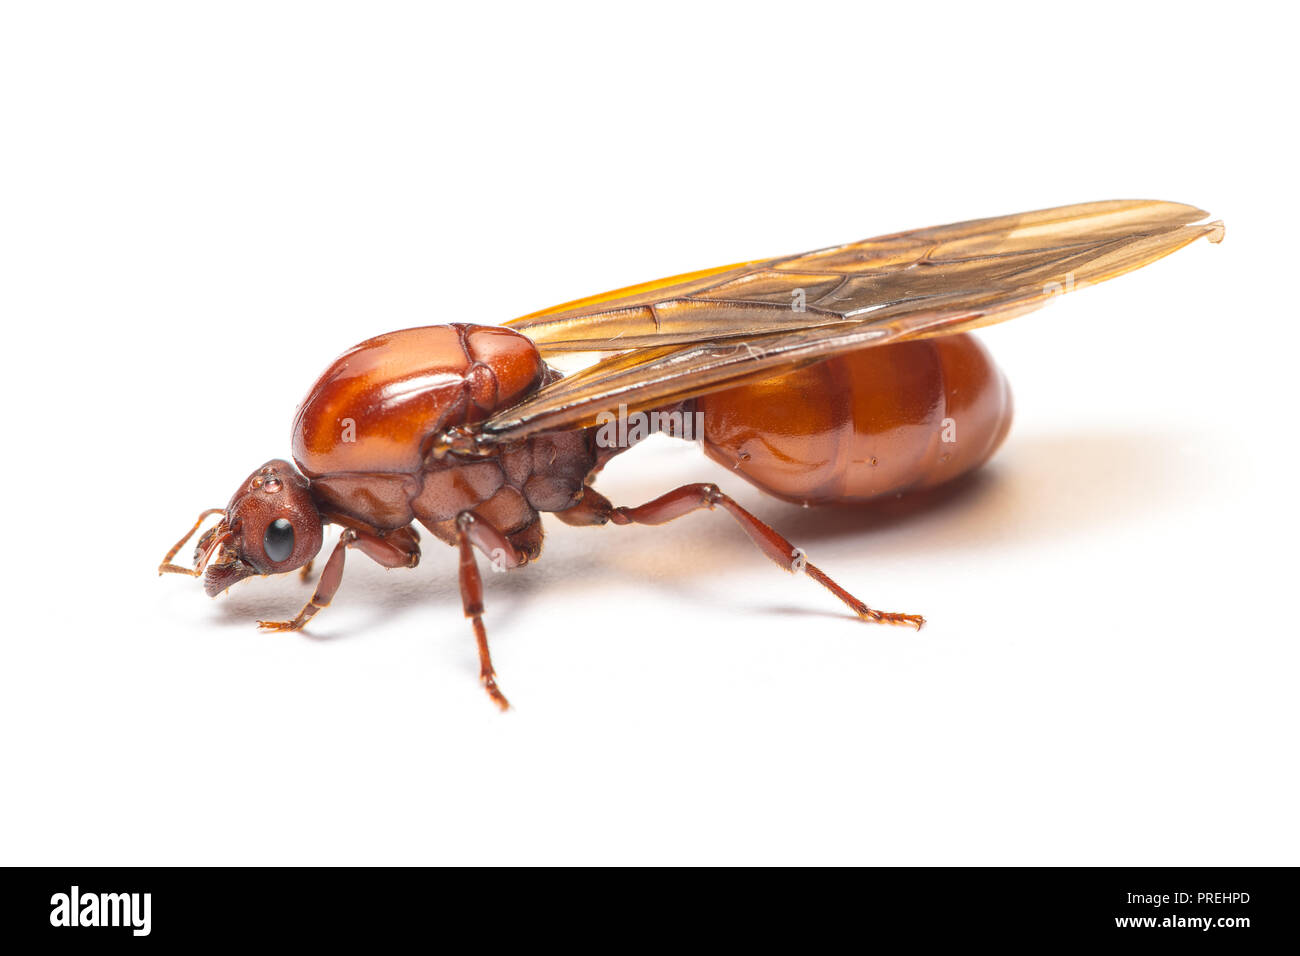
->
[195,460,324,596]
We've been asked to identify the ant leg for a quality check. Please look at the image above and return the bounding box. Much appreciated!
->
[454,513,522,711]
[558,485,924,629]
[257,526,420,632]
[257,534,349,631]
[298,559,314,583]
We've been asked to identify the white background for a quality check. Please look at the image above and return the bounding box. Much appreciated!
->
[2,2,1295,865]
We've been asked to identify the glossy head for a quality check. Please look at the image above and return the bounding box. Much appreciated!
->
[197,459,324,595]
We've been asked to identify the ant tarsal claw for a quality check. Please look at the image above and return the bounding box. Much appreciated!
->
[859,609,926,630]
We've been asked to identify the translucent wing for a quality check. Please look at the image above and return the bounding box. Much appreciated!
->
[485,200,1222,442]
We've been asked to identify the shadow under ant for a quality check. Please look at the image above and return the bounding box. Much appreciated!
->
[206,425,1215,638]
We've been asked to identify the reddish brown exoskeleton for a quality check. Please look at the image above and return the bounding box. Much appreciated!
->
[160,200,1222,708]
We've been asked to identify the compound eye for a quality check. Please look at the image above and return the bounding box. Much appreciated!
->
[263,518,295,564]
